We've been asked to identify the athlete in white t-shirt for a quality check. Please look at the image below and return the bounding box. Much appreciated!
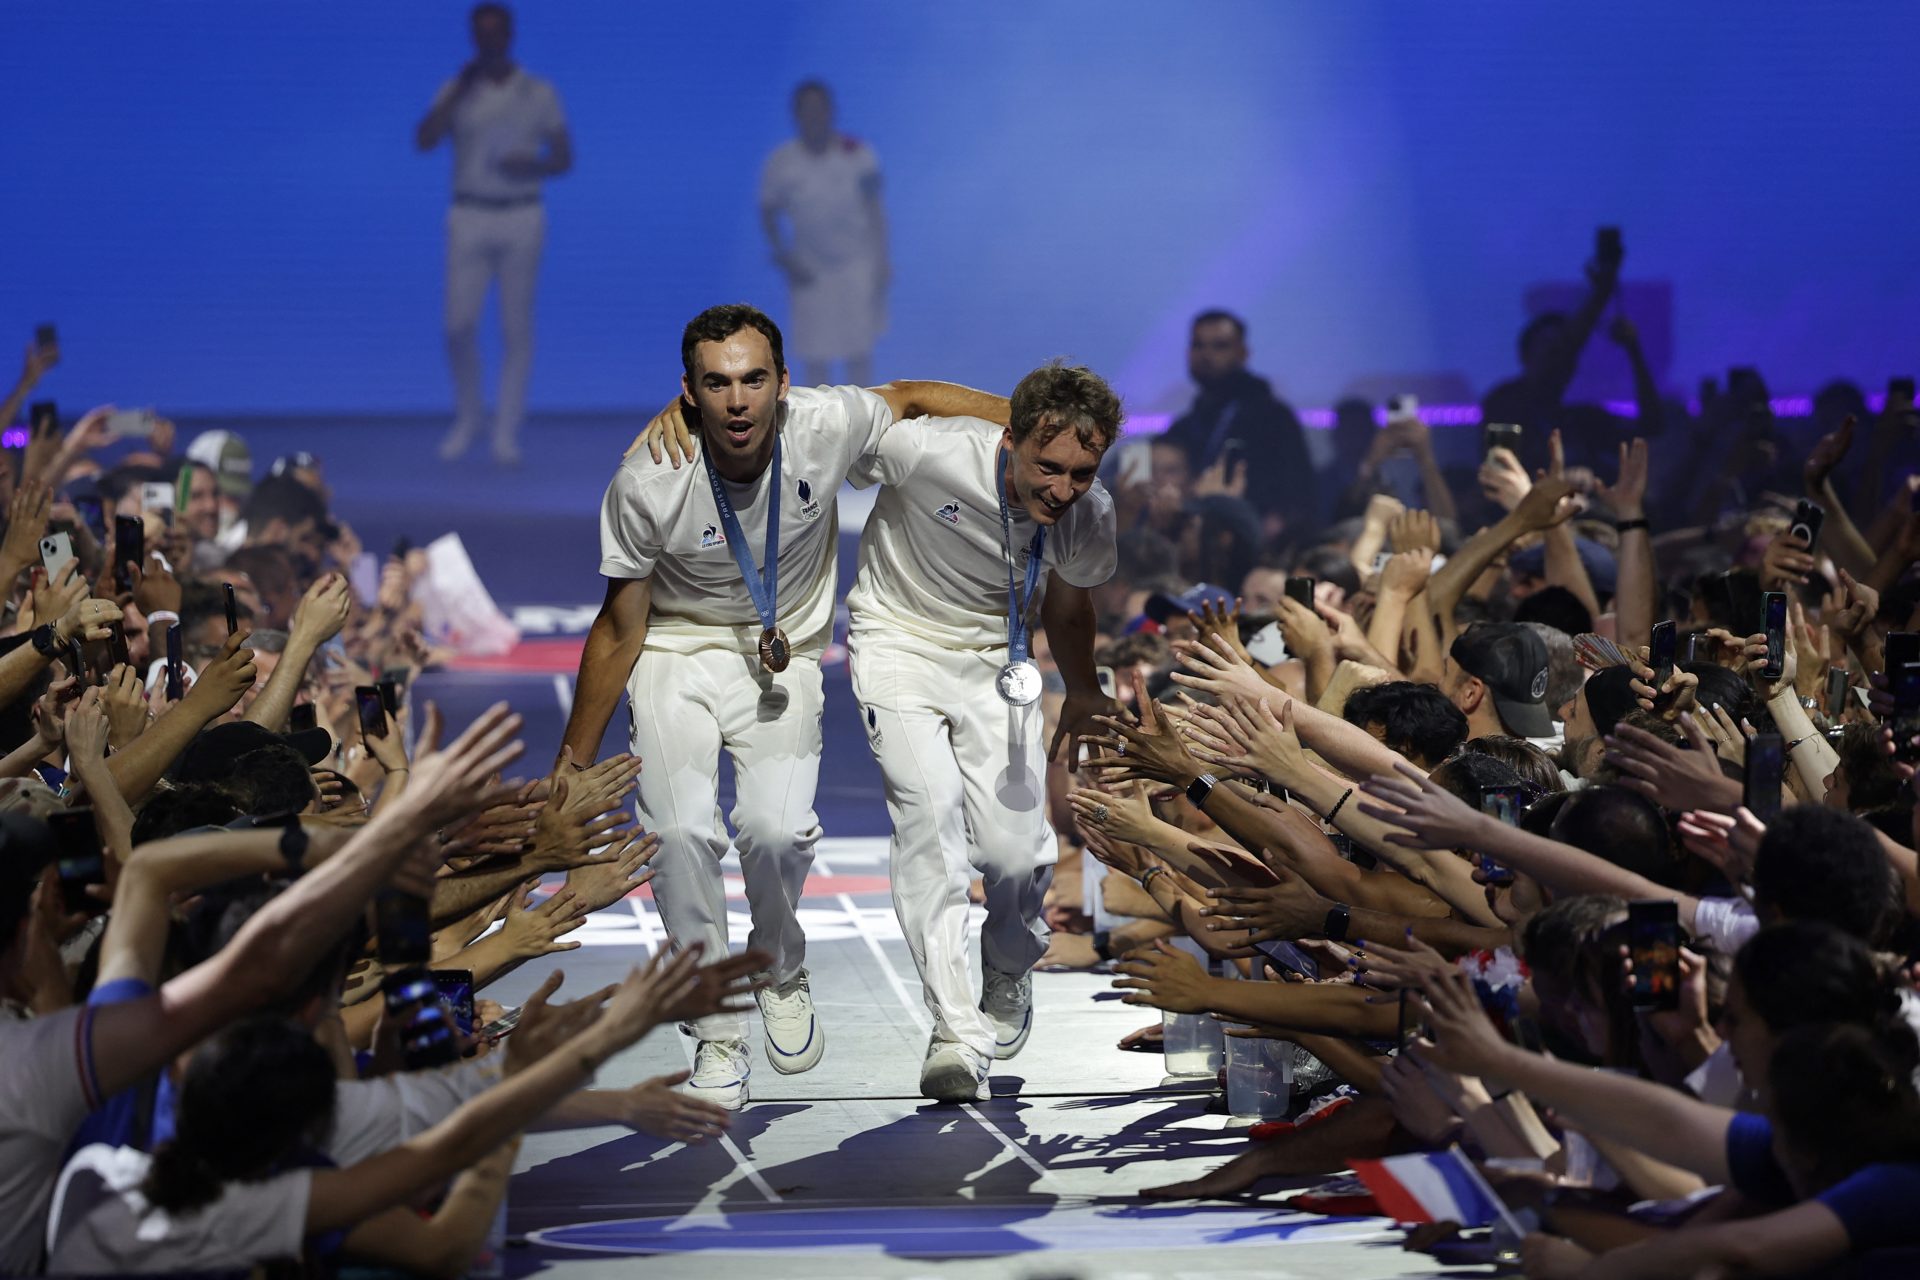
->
[760,80,888,387]
[415,3,572,467]
[845,363,1123,1101]
[564,304,1007,1109]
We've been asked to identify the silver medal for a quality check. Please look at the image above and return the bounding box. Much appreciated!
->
[996,659,1043,706]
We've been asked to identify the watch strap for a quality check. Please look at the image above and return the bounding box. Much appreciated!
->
[1323,903,1352,942]
[1185,773,1219,809]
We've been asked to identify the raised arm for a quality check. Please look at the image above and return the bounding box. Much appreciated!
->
[247,573,352,732]
[106,631,257,805]
[872,380,1008,426]
[1596,437,1655,653]
[558,576,651,767]
[1426,477,1578,643]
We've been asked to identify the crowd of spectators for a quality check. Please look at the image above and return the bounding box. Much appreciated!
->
[1030,237,1920,1275]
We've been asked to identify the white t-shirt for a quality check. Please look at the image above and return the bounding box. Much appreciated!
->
[433,66,566,202]
[759,136,883,268]
[0,1007,99,1274]
[1690,895,1759,953]
[48,1144,309,1275]
[847,417,1118,650]
[324,1057,499,1167]
[599,385,894,656]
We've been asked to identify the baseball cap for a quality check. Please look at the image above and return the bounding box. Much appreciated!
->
[172,721,332,785]
[1144,582,1237,625]
[185,430,254,499]
[1450,622,1554,738]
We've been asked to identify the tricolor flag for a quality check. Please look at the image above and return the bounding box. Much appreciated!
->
[1348,1146,1519,1232]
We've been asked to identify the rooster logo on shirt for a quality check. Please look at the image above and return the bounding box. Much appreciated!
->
[700,524,726,548]
[934,501,961,525]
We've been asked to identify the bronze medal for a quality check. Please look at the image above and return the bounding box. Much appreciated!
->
[759,626,791,673]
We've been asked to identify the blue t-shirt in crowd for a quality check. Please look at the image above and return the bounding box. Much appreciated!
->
[67,978,178,1156]
[1726,1112,1920,1251]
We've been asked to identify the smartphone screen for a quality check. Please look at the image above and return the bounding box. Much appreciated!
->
[1483,422,1523,459]
[374,889,432,966]
[356,686,388,739]
[1745,732,1784,821]
[1760,592,1787,681]
[1790,499,1825,553]
[1595,225,1623,263]
[430,969,476,1037]
[1649,620,1676,695]
[113,516,144,595]
[48,808,105,915]
[1825,666,1849,720]
[1893,664,1920,764]
[29,401,57,437]
[34,324,57,349]
[376,677,403,718]
[289,702,318,734]
[1627,900,1681,1012]
[164,626,184,701]
[1477,786,1525,884]
[222,582,239,636]
[1284,577,1316,608]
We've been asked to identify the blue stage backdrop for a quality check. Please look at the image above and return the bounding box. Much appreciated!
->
[4,1,1917,416]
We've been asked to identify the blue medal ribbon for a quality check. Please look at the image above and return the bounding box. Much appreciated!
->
[702,433,781,635]
[995,445,1047,664]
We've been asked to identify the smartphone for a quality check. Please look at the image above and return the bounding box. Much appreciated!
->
[1095,665,1116,699]
[373,889,432,966]
[1826,666,1850,720]
[1789,499,1825,554]
[1477,786,1526,884]
[1760,592,1787,682]
[377,676,404,718]
[1626,899,1680,1012]
[222,582,238,636]
[38,531,75,581]
[289,702,318,734]
[1684,632,1706,665]
[356,686,388,739]
[164,625,184,702]
[1386,393,1419,424]
[112,411,159,442]
[64,636,87,687]
[106,623,131,673]
[48,808,105,915]
[1115,440,1152,488]
[1649,620,1677,695]
[1284,577,1316,609]
[476,1004,523,1044]
[137,479,174,516]
[34,324,57,350]
[1893,664,1920,764]
[112,515,144,595]
[1744,731,1784,822]
[431,969,476,1037]
[1595,225,1624,265]
[1483,421,1523,460]
[1886,633,1920,675]
[1723,572,1762,636]
[381,970,458,1070]
[29,401,57,438]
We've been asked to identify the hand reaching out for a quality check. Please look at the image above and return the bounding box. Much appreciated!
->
[564,827,661,912]
[603,1071,733,1144]
[1805,413,1854,491]
[498,881,590,958]
[1387,507,1442,555]
[1593,437,1650,519]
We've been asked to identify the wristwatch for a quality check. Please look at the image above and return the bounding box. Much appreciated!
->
[267,812,309,874]
[29,624,61,659]
[1185,772,1219,809]
[1323,903,1352,942]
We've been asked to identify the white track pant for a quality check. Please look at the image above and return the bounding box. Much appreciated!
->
[626,645,823,1040]
[849,632,1054,1059]
[444,202,545,449]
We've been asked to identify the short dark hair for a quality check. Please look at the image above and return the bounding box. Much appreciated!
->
[1735,922,1906,1037]
[180,579,255,636]
[1513,586,1593,641]
[1427,750,1527,806]
[1009,360,1123,451]
[1191,310,1247,340]
[1548,785,1679,887]
[792,79,832,107]
[1751,807,1897,942]
[471,2,511,26]
[224,546,296,602]
[1464,735,1565,796]
[681,303,785,382]
[1341,682,1467,767]
[242,475,325,531]
[216,745,318,817]
[131,783,245,845]
[1769,1022,1920,1194]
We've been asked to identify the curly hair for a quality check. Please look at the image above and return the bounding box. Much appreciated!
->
[1009,360,1123,451]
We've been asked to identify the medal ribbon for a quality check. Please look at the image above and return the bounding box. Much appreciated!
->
[702,433,781,636]
[995,445,1047,664]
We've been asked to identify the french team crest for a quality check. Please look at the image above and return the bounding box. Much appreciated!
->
[797,478,822,520]
[700,523,726,548]
[864,705,884,746]
[934,501,961,525]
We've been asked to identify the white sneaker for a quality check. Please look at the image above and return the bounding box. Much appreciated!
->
[438,422,477,461]
[687,1038,751,1111]
[980,966,1033,1060]
[491,436,522,467]
[756,969,825,1074]
[920,1038,989,1103]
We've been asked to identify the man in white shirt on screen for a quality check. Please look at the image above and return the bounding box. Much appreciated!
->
[562,304,1006,1109]
[845,362,1122,1102]
[415,2,572,467]
[759,80,889,388]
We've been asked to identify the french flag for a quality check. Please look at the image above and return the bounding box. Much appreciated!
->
[1349,1147,1517,1231]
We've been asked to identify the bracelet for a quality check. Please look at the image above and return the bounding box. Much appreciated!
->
[144,610,180,628]
[1327,787,1355,824]
[1139,866,1168,894]
[1614,517,1650,533]
[1785,733,1817,754]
